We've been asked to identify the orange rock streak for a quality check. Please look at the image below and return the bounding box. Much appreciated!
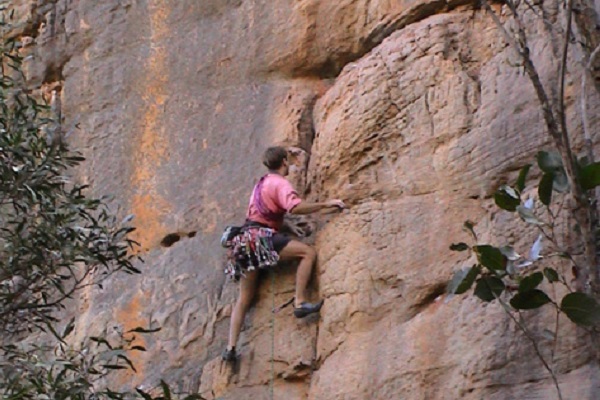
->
[114,291,150,386]
[130,1,172,249]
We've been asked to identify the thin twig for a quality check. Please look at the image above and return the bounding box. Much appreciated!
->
[550,282,561,363]
[495,294,564,400]
[581,44,600,278]
[558,0,574,155]
[580,44,600,163]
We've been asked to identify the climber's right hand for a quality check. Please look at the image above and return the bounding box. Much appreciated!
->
[326,199,346,210]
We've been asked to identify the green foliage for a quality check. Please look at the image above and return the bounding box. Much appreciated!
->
[474,245,507,271]
[579,162,600,190]
[516,205,544,225]
[543,268,559,283]
[463,220,477,241]
[447,265,480,295]
[561,293,600,326]
[0,11,199,400]
[494,185,520,211]
[537,150,563,172]
[510,289,551,310]
[518,272,543,292]
[448,152,600,327]
[537,151,569,193]
[516,164,531,193]
[0,323,197,400]
[0,34,140,334]
[538,172,554,206]
[450,242,469,251]
[474,276,505,302]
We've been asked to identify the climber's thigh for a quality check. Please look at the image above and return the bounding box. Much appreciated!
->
[278,240,313,261]
[239,269,259,304]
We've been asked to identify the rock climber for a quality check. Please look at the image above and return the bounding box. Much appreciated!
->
[222,146,345,362]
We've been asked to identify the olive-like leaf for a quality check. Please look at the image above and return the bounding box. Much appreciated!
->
[538,173,553,206]
[561,292,600,326]
[516,164,531,193]
[518,272,543,292]
[552,170,569,193]
[543,267,559,283]
[61,317,75,339]
[510,289,551,310]
[102,364,128,370]
[580,162,600,191]
[529,234,543,261]
[161,380,172,400]
[450,242,469,252]
[537,150,563,172]
[126,326,161,334]
[474,276,505,302]
[541,329,556,341]
[447,265,481,295]
[136,389,154,400]
[499,246,520,261]
[517,205,544,225]
[474,245,507,271]
[463,220,477,241]
[494,185,521,212]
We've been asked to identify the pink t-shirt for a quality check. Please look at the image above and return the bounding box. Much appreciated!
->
[246,174,302,230]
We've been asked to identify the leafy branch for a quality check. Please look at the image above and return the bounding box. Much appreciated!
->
[480,0,599,293]
[0,15,142,335]
[449,154,600,399]
[0,8,201,399]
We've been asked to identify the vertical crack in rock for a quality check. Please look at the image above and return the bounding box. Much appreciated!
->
[273,82,324,390]
[371,50,405,190]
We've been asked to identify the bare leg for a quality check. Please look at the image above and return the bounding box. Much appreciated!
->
[227,269,259,349]
[279,240,317,307]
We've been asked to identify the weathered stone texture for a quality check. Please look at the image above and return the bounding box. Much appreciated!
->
[8,0,600,399]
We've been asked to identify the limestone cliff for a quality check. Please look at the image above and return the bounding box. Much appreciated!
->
[8,0,600,399]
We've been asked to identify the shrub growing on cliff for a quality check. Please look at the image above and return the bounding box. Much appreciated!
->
[449,2,600,399]
[0,27,139,335]
[449,153,600,322]
[448,153,600,400]
[0,12,201,400]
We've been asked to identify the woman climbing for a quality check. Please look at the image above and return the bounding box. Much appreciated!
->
[222,146,345,362]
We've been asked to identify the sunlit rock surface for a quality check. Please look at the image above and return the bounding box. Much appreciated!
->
[8,0,600,398]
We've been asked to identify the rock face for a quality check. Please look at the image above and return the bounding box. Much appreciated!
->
[8,0,600,398]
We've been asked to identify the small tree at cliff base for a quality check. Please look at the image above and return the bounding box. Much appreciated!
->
[0,10,202,400]
[449,2,600,399]
[449,154,600,400]
[479,0,600,294]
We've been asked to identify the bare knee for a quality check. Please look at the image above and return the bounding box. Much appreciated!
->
[303,246,317,263]
[279,240,317,264]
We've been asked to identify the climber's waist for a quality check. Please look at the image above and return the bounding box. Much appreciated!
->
[243,219,278,232]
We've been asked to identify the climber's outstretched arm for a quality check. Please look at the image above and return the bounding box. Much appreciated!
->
[289,199,345,215]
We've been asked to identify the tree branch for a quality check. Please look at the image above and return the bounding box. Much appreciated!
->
[481,0,598,293]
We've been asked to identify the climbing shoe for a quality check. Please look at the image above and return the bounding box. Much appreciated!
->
[221,347,237,363]
[293,300,324,318]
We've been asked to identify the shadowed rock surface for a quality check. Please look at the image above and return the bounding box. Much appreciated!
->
[7,0,600,398]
